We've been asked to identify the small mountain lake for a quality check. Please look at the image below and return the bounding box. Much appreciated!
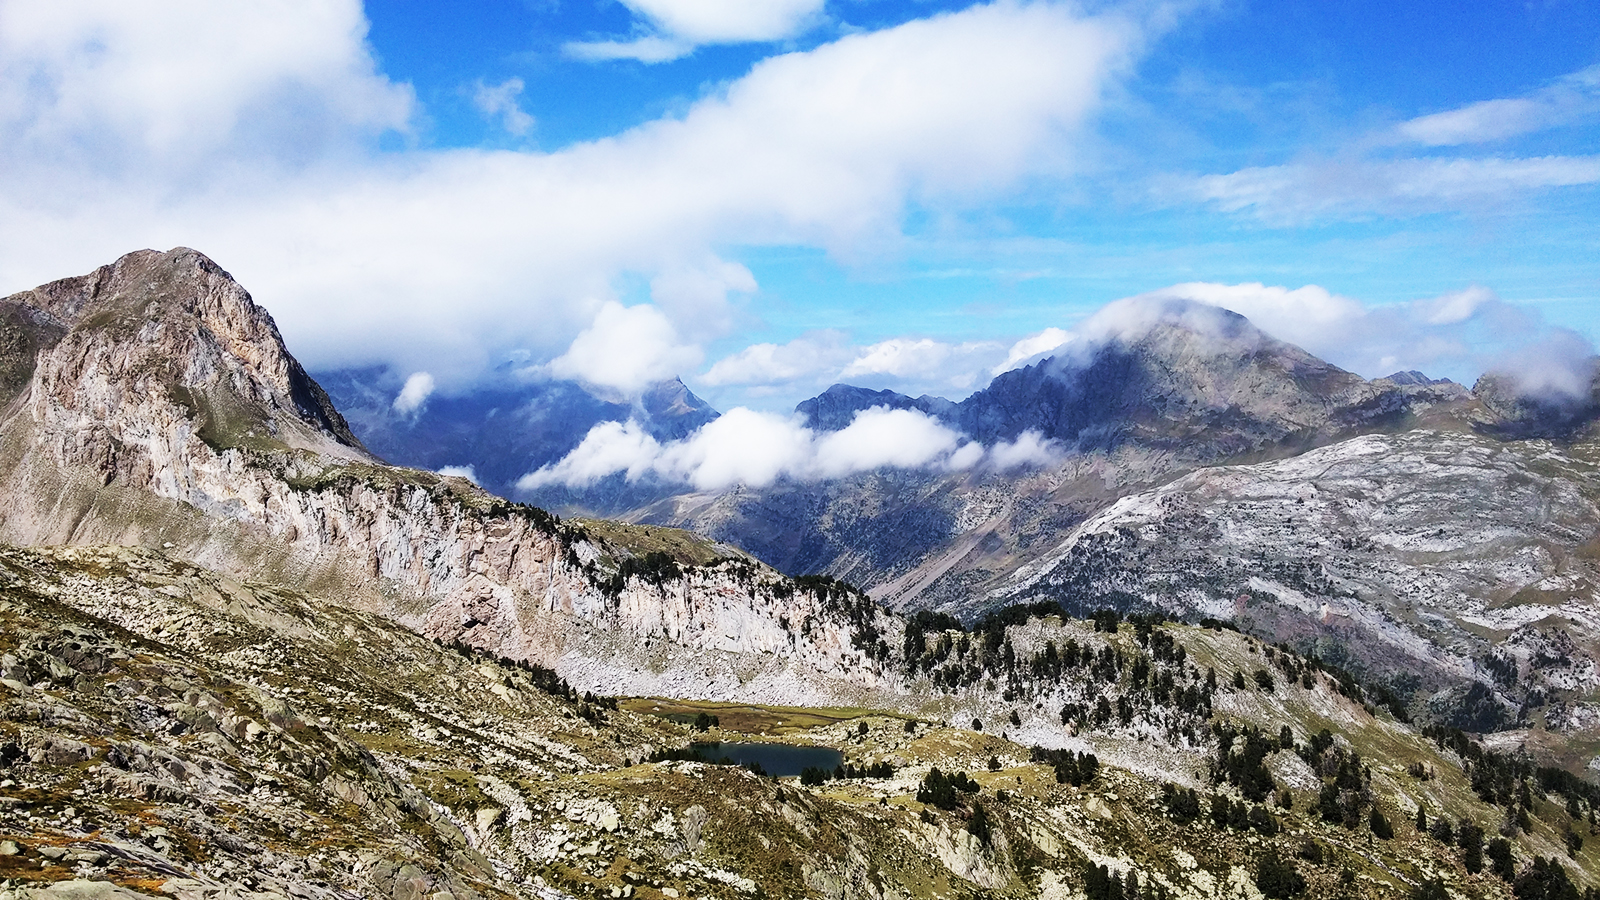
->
[688,742,844,777]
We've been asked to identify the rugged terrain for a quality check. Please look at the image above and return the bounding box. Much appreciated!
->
[0,543,1594,899]
[0,249,887,704]
[0,248,1595,898]
[636,304,1494,609]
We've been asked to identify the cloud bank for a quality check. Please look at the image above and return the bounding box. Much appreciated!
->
[0,1,1137,391]
[518,406,1059,491]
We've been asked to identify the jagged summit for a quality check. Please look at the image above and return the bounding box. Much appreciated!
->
[2,247,364,455]
[0,249,883,704]
[796,297,1468,462]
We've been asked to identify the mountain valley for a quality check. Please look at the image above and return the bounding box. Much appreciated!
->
[0,249,1593,899]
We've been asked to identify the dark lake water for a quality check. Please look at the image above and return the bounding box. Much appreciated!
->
[688,742,844,777]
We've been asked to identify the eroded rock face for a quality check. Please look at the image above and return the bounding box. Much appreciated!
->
[987,428,1600,719]
[0,249,889,700]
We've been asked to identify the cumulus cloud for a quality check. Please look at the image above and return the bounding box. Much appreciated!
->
[841,337,1002,387]
[549,302,704,395]
[0,1,1136,390]
[812,407,970,477]
[566,0,827,62]
[987,429,1061,471]
[519,404,1025,492]
[700,332,851,386]
[0,1,413,178]
[473,77,533,136]
[393,371,435,414]
[993,326,1073,374]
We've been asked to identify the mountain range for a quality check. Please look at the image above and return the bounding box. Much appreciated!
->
[0,248,1595,898]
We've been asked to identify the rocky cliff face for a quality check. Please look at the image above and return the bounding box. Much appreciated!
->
[986,427,1600,727]
[0,249,887,703]
[0,543,1562,900]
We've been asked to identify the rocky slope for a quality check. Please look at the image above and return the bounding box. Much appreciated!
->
[984,427,1600,733]
[0,249,885,705]
[637,303,1485,609]
[0,543,1592,899]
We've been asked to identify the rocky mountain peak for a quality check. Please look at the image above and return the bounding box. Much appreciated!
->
[4,247,362,454]
[793,298,1463,464]
[635,376,719,439]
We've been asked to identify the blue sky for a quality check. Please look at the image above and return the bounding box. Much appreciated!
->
[0,0,1597,420]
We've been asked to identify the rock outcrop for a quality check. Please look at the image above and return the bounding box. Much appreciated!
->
[0,249,887,701]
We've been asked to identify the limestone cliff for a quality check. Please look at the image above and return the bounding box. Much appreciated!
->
[0,248,892,701]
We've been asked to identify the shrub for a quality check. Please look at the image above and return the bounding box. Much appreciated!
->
[1255,849,1305,899]
[1370,807,1394,839]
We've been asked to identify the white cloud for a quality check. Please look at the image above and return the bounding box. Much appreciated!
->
[1396,99,1551,147]
[1489,330,1598,402]
[393,371,435,414]
[1189,155,1600,222]
[1392,64,1600,147]
[647,257,757,329]
[0,1,413,176]
[841,337,1002,386]
[549,302,704,395]
[566,0,826,62]
[700,332,850,386]
[564,36,691,64]
[520,404,996,491]
[0,1,1136,390]
[519,420,665,489]
[993,326,1073,374]
[987,429,1060,471]
[656,407,816,489]
[813,407,968,477]
[473,77,533,136]
[624,0,825,43]
[1416,285,1494,326]
[437,465,478,484]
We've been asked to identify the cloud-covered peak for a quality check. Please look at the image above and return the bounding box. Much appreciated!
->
[549,302,704,396]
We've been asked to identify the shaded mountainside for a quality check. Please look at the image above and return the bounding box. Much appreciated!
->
[316,369,717,502]
[0,543,1595,898]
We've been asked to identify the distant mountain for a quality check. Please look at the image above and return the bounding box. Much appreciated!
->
[316,367,717,502]
[0,250,1596,898]
[802,302,1468,454]
[642,300,1481,604]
